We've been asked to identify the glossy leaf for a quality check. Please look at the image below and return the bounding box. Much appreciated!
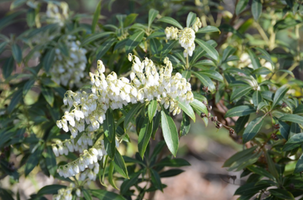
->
[223,146,257,167]
[45,146,57,176]
[3,57,14,79]
[247,49,261,69]
[192,71,215,93]
[82,189,92,200]
[200,70,223,82]
[96,38,116,59]
[124,103,143,129]
[124,13,138,27]
[82,32,113,46]
[92,0,102,33]
[138,119,153,158]
[236,0,249,15]
[36,185,66,196]
[90,190,126,200]
[180,112,191,137]
[195,39,219,61]
[159,169,184,178]
[157,16,183,29]
[196,26,220,34]
[190,99,208,115]
[43,49,55,72]
[103,109,115,142]
[230,85,252,101]
[114,149,128,178]
[280,114,303,125]
[120,171,141,194]
[252,0,262,20]
[269,189,294,200]
[265,151,279,180]
[186,12,196,27]
[25,144,44,176]
[161,110,179,156]
[12,44,22,64]
[41,86,54,107]
[272,85,288,108]
[283,133,303,151]
[148,9,159,28]
[155,158,190,167]
[108,161,118,189]
[150,169,163,191]
[177,99,195,122]
[8,89,22,113]
[125,30,145,53]
[243,116,265,143]
[148,100,157,122]
[225,105,255,118]
[252,90,262,107]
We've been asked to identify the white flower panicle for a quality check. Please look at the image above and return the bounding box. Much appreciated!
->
[50,35,87,88]
[46,2,69,26]
[165,16,202,57]
[53,184,75,200]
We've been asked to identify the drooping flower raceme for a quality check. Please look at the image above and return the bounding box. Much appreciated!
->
[53,56,193,194]
[50,35,87,88]
[165,17,202,57]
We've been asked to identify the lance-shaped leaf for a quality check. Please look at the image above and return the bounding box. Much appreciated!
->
[247,49,261,69]
[96,38,116,59]
[91,0,102,33]
[283,133,303,151]
[82,32,113,46]
[268,189,294,200]
[180,112,191,137]
[120,170,141,194]
[252,0,262,20]
[190,99,208,115]
[114,149,128,179]
[177,99,195,122]
[82,189,92,200]
[230,85,252,101]
[103,109,115,142]
[279,114,303,125]
[157,16,183,29]
[225,105,256,118]
[196,25,220,34]
[148,100,157,122]
[265,151,279,180]
[138,119,153,158]
[192,71,215,93]
[252,90,262,107]
[125,30,145,53]
[243,116,266,143]
[148,9,159,28]
[12,44,22,64]
[43,49,55,72]
[223,146,258,167]
[41,86,54,107]
[200,70,223,82]
[195,39,219,61]
[3,57,14,79]
[186,12,197,27]
[150,169,163,191]
[36,185,66,196]
[123,13,138,27]
[295,153,303,173]
[90,190,126,200]
[272,85,288,108]
[161,110,179,156]
[108,161,118,189]
[236,0,249,15]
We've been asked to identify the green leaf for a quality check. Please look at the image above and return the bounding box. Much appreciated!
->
[148,100,158,122]
[0,188,14,200]
[148,9,159,28]
[82,189,92,200]
[251,0,262,20]
[230,85,252,101]
[45,146,57,176]
[295,153,303,173]
[41,86,54,106]
[180,112,191,137]
[92,0,102,33]
[190,99,208,115]
[125,30,145,53]
[269,189,294,200]
[294,104,303,115]
[278,120,290,139]
[200,70,223,82]
[182,69,191,80]
[104,135,115,158]
[279,114,303,125]
[82,32,113,46]
[123,13,138,27]
[25,144,44,176]
[120,171,141,194]
[190,47,206,65]
[159,169,184,178]
[114,149,128,179]
[225,105,256,118]
[235,182,267,197]
[90,190,126,200]
[0,41,7,55]
[138,119,153,158]
[255,47,274,66]
[150,140,165,162]
[108,161,118,189]
[272,85,288,108]
[247,166,274,179]
[223,146,257,167]
[274,17,302,32]
[235,115,250,134]
[103,109,115,142]
[192,71,215,93]
[195,39,219,61]
[3,56,14,79]
[161,110,179,156]
[222,46,236,63]
[247,49,261,69]
[283,133,303,151]
[177,99,195,122]
[7,89,22,113]
[243,116,265,143]
[0,11,23,31]
[150,169,163,191]
[124,103,143,130]
[196,26,220,34]
[26,8,35,27]
[43,49,55,72]
[161,40,178,56]
[264,151,279,180]
[36,185,66,196]
[252,90,262,107]
[236,0,249,15]
[155,158,190,167]
[23,79,35,96]
[186,12,196,27]
[10,0,27,10]
[158,16,183,29]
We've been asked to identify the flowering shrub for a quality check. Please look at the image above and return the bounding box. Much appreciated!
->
[1,0,303,200]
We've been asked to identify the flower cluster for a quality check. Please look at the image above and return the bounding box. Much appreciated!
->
[165,17,202,57]
[54,56,193,186]
[50,35,87,88]
[46,2,69,26]
[53,184,80,200]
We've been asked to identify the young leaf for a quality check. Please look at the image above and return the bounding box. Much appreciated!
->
[43,49,55,72]
[148,9,159,28]
[252,0,262,20]
[243,116,266,143]
[148,100,157,122]
[177,99,196,122]
[12,43,22,64]
[157,16,183,29]
[186,12,197,27]
[125,30,145,53]
[123,13,138,27]
[225,105,256,118]
[236,0,249,15]
[272,85,288,108]
[92,0,102,33]
[161,110,179,156]
[230,85,252,101]
[138,119,153,158]
[103,109,115,142]
[114,149,128,178]
[192,71,215,93]
[195,39,219,61]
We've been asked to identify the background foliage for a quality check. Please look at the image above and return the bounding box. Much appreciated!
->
[1,0,303,199]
